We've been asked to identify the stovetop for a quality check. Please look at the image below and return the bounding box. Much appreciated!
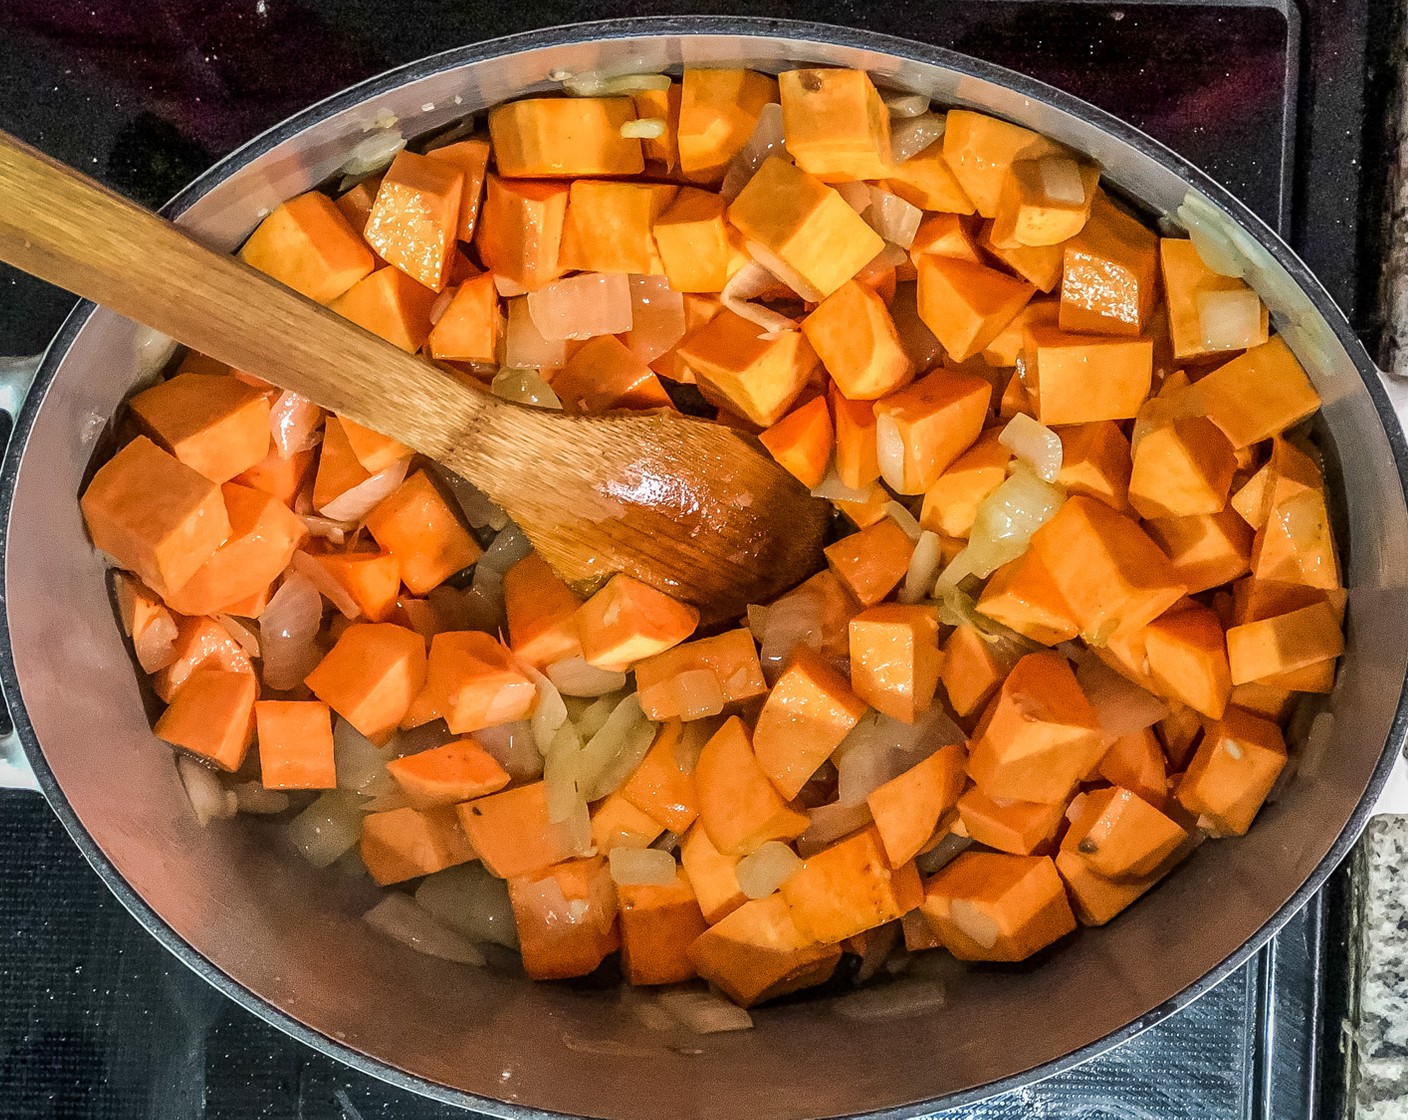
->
[0,1,1390,1117]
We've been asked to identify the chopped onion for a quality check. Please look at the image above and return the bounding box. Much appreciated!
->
[916,831,972,875]
[339,126,405,178]
[674,718,716,774]
[835,180,872,214]
[559,70,671,97]
[318,456,410,521]
[609,846,678,886]
[232,782,290,815]
[480,524,532,574]
[883,91,931,118]
[898,530,942,605]
[798,800,874,855]
[720,260,798,336]
[1197,288,1264,351]
[544,721,585,824]
[133,609,179,673]
[291,550,361,620]
[884,500,923,541]
[494,274,528,298]
[735,841,802,898]
[260,572,324,689]
[518,661,568,755]
[875,413,909,493]
[177,755,237,826]
[1000,413,1063,483]
[621,117,666,139]
[492,367,562,410]
[462,568,505,634]
[865,187,922,249]
[426,585,473,633]
[546,656,629,697]
[503,298,567,372]
[269,390,322,457]
[939,465,1065,584]
[835,980,946,1021]
[721,103,788,202]
[834,713,909,806]
[527,273,633,340]
[216,614,261,659]
[651,830,682,854]
[1074,655,1169,736]
[391,720,458,755]
[363,894,486,967]
[440,471,509,531]
[758,583,825,684]
[415,862,519,948]
[890,113,946,164]
[949,899,1000,949]
[1036,156,1087,205]
[576,694,656,802]
[298,513,353,546]
[656,989,754,1034]
[287,789,364,868]
[811,466,874,503]
[474,720,543,781]
[625,275,687,363]
[334,717,397,798]
[573,694,620,739]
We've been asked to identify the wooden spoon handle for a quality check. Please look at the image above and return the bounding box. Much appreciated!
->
[0,128,487,457]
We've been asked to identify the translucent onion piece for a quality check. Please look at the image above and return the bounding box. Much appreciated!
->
[576,694,657,803]
[721,103,787,203]
[440,471,509,531]
[546,656,629,697]
[884,500,924,541]
[318,456,410,521]
[735,841,802,899]
[269,390,322,457]
[890,113,946,164]
[656,989,754,1034]
[834,713,910,807]
[999,413,1063,483]
[898,530,942,605]
[811,466,874,503]
[747,603,769,641]
[177,755,237,827]
[875,413,909,493]
[853,920,900,984]
[625,275,687,364]
[883,91,931,118]
[834,980,946,1021]
[621,117,666,139]
[391,721,458,756]
[798,800,874,856]
[1038,156,1087,205]
[758,583,825,685]
[835,180,872,214]
[1197,288,1264,351]
[479,525,531,575]
[462,572,505,635]
[473,720,543,781]
[939,465,1065,584]
[232,782,291,815]
[492,366,563,410]
[573,694,620,740]
[527,272,633,341]
[415,862,519,948]
[950,899,1000,949]
[260,571,325,689]
[287,789,364,868]
[674,717,717,775]
[298,514,352,546]
[519,661,569,756]
[291,550,360,620]
[340,127,405,178]
[363,894,486,966]
[216,614,261,658]
[720,260,799,336]
[1074,655,1168,737]
[503,298,567,372]
[494,274,529,298]
[544,720,585,824]
[133,610,179,673]
[334,717,398,798]
[865,187,922,249]
[916,831,973,876]
[558,70,671,97]
[609,846,678,886]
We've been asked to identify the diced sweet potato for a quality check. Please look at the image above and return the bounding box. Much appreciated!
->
[474,176,569,291]
[1225,601,1343,686]
[652,187,732,293]
[1056,421,1133,511]
[1144,606,1233,719]
[992,156,1100,247]
[632,82,681,169]
[364,150,463,291]
[680,823,747,924]
[1253,488,1340,591]
[873,368,992,494]
[334,176,381,238]
[576,574,699,670]
[311,414,370,511]
[552,335,672,414]
[910,212,982,266]
[590,791,665,853]
[803,281,914,401]
[1159,239,1268,361]
[1097,728,1168,807]
[1227,683,1295,721]
[867,744,966,867]
[675,310,819,427]
[823,393,876,493]
[238,191,374,303]
[305,623,427,744]
[364,471,482,595]
[403,630,535,734]
[633,629,767,721]
[618,869,709,985]
[1144,511,1253,594]
[338,415,410,483]
[559,180,677,274]
[113,572,179,673]
[754,646,869,799]
[1059,192,1159,336]
[152,615,254,702]
[833,485,891,529]
[979,221,1065,292]
[1029,496,1188,641]
[677,69,779,184]
[941,111,1063,218]
[1175,707,1287,835]
[1022,322,1152,425]
[823,517,917,607]
[155,668,258,771]
[916,254,1035,363]
[129,373,272,485]
[255,700,336,789]
[359,805,475,885]
[780,826,922,945]
[490,97,642,177]
[759,396,834,489]
[728,156,885,302]
[968,652,1104,803]
[695,716,810,856]
[427,272,500,363]
[1157,703,1204,768]
[687,892,841,1007]
[881,136,975,213]
[1191,338,1321,449]
[940,624,1005,718]
[236,445,315,507]
[456,781,581,878]
[919,851,1076,961]
[1231,579,1346,627]
[619,721,700,833]
[920,429,1011,538]
[1128,416,1236,520]
[779,68,891,181]
[976,550,1081,646]
[510,857,620,980]
[503,553,583,667]
[81,436,232,598]
[327,267,439,352]
[848,603,942,723]
[305,550,401,623]
[1055,849,1161,926]
[385,738,510,808]
[956,786,1067,855]
[1062,786,1186,880]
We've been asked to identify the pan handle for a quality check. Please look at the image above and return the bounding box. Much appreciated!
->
[0,354,40,792]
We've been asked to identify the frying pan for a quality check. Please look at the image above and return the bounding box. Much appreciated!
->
[0,18,1404,1119]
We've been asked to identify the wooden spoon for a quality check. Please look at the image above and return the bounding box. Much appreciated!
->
[0,130,830,624]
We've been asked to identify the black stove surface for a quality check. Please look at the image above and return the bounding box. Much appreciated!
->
[0,1,1388,1117]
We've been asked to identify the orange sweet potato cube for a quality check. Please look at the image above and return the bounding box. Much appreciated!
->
[919,851,1076,961]
[235,446,316,508]
[81,436,232,598]
[255,700,336,789]
[1175,707,1287,835]
[305,550,401,623]
[778,68,891,182]
[385,738,510,808]
[590,791,665,854]
[632,82,681,169]
[1060,192,1159,336]
[802,280,914,401]
[1022,322,1152,425]
[1029,496,1188,641]
[910,212,983,266]
[1225,600,1344,686]
[474,175,569,291]
[1097,728,1169,807]
[678,69,779,184]
[427,272,500,364]
[1062,786,1187,880]
[503,552,583,667]
[920,429,1011,538]
[753,646,869,799]
[780,826,922,945]
[833,485,891,529]
[1056,421,1132,510]
[687,892,841,1007]
[975,550,1081,646]
[364,150,463,292]
[456,781,582,879]
[619,721,701,833]
[728,156,885,302]
[339,414,410,474]
[695,716,810,856]
[1191,338,1321,450]
[404,630,536,734]
[956,786,1067,855]
[823,517,917,607]
[848,603,942,723]
[867,744,966,867]
[425,137,491,240]
[327,267,438,352]
[152,615,253,702]
[1055,849,1161,926]
[652,187,732,293]
[1253,488,1340,591]
[831,390,881,490]
[1144,511,1253,594]
[759,396,834,489]
[680,823,746,924]
[992,155,1100,247]
[1231,578,1347,628]
[129,373,272,484]
[489,96,642,177]
[334,176,380,238]
[873,369,992,494]
[940,624,1005,717]
[559,180,677,274]
[1160,239,1268,361]
[633,629,767,722]
[978,221,1065,292]
[238,191,374,303]
[155,668,257,771]
[509,857,620,980]
[552,335,672,414]
[968,652,1104,803]
[916,254,1035,363]
[1144,606,1233,719]
[359,805,475,885]
[575,574,700,670]
[311,414,371,511]
[882,135,975,213]
[305,622,427,745]
[675,310,820,427]
[1128,416,1236,520]
[364,471,482,595]
[618,869,709,986]
[113,571,179,673]
[941,111,1063,218]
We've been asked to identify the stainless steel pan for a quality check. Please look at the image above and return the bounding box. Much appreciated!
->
[1,17,1405,1119]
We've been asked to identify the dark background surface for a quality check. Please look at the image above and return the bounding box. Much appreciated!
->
[0,1,1389,1117]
